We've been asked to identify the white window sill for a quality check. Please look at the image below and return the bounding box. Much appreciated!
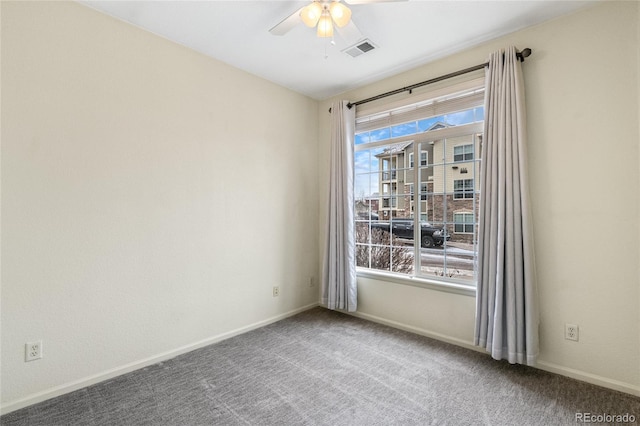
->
[356,268,477,297]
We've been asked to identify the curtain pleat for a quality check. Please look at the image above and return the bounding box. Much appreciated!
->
[475,47,539,365]
[322,101,357,312]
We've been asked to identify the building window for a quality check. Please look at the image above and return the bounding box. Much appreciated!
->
[382,156,398,181]
[420,151,428,166]
[454,144,474,162]
[454,179,474,199]
[381,197,397,208]
[354,80,483,285]
[454,213,475,234]
[410,151,429,168]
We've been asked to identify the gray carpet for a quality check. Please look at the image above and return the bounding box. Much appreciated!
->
[2,307,639,425]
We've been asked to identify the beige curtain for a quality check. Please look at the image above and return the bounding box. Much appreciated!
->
[322,100,357,311]
[475,47,539,365]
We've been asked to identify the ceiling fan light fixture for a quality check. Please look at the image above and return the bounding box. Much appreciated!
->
[329,2,351,28]
[300,2,323,27]
[317,11,334,37]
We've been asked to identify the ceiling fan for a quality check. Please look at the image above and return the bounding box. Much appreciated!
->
[269,0,407,38]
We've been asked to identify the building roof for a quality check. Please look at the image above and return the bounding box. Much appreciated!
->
[375,141,413,157]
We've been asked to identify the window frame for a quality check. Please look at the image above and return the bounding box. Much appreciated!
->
[453,144,474,162]
[420,182,428,201]
[453,178,475,199]
[354,122,483,289]
[410,150,429,167]
[353,78,484,293]
[453,212,475,234]
[420,150,428,166]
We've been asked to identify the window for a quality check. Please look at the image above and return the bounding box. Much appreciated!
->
[409,150,428,168]
[454,144,474,162]
[420,151,428,166]
[382,157,398,181]
[382,196,397,208]
[454,179,474,199]
[354,80,483,285]
[454,213,475,234]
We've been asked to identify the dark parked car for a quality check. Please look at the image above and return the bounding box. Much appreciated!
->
[370,220,450,248]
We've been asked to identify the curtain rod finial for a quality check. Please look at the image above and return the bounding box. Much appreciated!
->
[519,48,532,61]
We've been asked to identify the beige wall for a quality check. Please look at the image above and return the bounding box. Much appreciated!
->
[320,1,640,394]
[1,1,318,411]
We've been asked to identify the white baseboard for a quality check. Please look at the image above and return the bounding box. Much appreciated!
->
[535,361,640,397]
[347,310,640,398]
[1,303,319,416]
[348,310,484,353]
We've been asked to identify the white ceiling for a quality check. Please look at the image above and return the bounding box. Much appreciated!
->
[80,1,597,100]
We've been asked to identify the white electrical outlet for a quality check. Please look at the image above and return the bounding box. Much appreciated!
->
[308,277,315,288]
[273,286,280,297]
[565,324,579,341]
[25,341,43,362]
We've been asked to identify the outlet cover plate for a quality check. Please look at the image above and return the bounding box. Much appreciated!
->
[25,341,43,362]
[565,324,579,341]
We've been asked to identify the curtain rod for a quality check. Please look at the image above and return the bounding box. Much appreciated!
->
[329,48,531,112]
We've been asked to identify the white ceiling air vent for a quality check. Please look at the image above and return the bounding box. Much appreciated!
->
[343,39,377,58]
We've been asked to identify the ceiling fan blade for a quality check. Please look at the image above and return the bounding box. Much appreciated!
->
[269,6,304,36]
[344,0,408,4]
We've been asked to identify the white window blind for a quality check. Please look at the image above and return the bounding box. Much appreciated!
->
[355,89,484,133]
[354,77,486,134]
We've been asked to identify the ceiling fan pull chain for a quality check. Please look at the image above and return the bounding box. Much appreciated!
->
[325,37,329,59]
